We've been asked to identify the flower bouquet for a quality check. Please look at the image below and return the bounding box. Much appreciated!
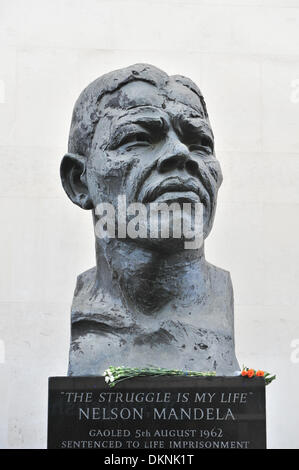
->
[103,365,276,387]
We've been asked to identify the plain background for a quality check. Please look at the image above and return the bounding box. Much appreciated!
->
[0,0,299,449]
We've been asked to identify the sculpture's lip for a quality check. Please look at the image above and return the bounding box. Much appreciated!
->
[142,178,203,204]
[150,190,200,204]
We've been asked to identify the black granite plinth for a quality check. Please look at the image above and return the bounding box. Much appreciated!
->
[48,376,266,449]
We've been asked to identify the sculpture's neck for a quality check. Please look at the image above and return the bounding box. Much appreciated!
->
[95,239,207,315]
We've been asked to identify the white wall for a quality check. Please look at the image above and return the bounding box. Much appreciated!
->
[0,0,298,449]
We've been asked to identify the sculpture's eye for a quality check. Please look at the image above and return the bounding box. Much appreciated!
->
[189,135,213,155]
[120,132,152,149]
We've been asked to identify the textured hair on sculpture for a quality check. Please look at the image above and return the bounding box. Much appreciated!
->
[68,63,210,158]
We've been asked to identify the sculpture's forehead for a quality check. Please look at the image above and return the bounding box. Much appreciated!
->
[99,80,205,118]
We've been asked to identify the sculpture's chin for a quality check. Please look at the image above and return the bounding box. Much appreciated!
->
[128,235,204,255]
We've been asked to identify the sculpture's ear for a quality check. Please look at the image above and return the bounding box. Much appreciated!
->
[60,153,93,210]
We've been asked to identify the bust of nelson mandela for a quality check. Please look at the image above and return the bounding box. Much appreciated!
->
[61,63,239,376]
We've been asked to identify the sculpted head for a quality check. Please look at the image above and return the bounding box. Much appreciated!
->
[61,64,223,253]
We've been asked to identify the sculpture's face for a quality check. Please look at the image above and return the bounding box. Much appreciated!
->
[86,80,222,248]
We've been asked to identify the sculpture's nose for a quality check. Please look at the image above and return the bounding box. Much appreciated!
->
[157,133,199,176]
